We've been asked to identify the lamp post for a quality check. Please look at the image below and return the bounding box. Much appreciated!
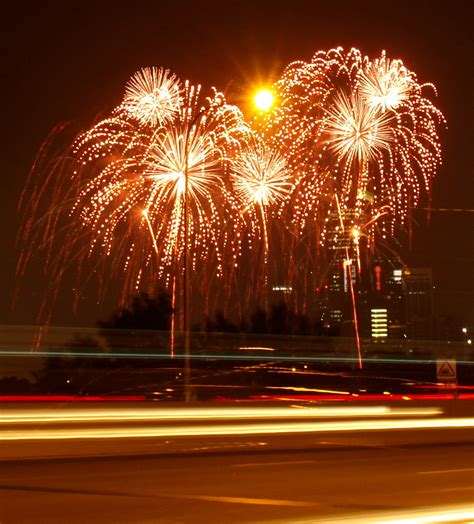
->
[182,88,274,400]
[253,88,274,112]
[182,102,217,401]
[183,131,191,401]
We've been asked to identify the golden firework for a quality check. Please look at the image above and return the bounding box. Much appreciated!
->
[123,67,182,126]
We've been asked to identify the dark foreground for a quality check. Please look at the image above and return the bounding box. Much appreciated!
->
[1,439,473,523]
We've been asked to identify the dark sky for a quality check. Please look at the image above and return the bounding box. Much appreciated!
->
[2,0,473,327]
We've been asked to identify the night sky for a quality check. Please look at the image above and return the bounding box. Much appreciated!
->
[2,1,473,327]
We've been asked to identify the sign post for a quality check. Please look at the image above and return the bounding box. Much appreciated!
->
[436,359,457,397]
[436,359,457,383]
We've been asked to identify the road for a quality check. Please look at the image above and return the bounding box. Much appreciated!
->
[1,441,473,523]
[1,401,473,522]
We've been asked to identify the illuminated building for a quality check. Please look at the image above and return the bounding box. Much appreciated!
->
[272,285,293,294]
[356,261,405,340]
[371,308,388,338]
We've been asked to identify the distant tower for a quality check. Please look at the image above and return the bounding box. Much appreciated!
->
[403,267,434,340]
[319,209,359,335]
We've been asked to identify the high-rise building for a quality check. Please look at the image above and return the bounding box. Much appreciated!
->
[403,267,433,340]
[317,257,356,334]
[315,208,439,341]
[317,250,408,339]
[317,209,359,333]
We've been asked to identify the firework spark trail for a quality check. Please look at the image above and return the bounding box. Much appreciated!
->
[335,194,362,369]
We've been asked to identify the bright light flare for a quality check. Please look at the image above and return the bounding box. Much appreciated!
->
[351,227,360,242]
[254,89,274,111]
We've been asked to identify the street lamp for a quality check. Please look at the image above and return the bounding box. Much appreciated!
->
[182,88,274,400]
[182,102,222,401]
[183,130,191,401]
[253,88,274,112]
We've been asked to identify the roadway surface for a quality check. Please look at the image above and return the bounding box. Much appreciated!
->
[1,401,473,523]
[1,442,473,523]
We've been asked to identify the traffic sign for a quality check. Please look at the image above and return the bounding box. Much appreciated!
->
[436,359,457,383]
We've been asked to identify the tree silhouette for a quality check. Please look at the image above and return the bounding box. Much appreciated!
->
[250,307,268,333]
[98,290,172,331]
[205,310,239,332]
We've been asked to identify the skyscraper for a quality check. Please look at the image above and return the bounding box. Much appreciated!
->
[403,267,434,340]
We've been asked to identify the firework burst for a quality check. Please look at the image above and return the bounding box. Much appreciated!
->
[250,47,445,337]
[358,52,413,112]
[324,91,394,168]
[122,67,181,126]
[259,47,445,238]
[231,143,291,210]
[229,141,292,304]
[19,72,251,322]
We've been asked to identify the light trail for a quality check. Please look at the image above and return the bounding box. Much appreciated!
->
[335,193,362,368]
[168,493,316,507]
[266,387,351,395]
[0,406,442,424]
[251,393,474,401]
[238,347,276,352]
[417,467,474,475]
[2,416,472,441]
[2,349,474,367]
[304,503,474,523]
[417,207,474,213]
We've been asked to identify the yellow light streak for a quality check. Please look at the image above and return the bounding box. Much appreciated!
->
[172,494,316,507]
[238,346,275,351]
[307,504,474,523]
[3,415,471,441]
[1,405,438,424]
[266,386,351,395]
